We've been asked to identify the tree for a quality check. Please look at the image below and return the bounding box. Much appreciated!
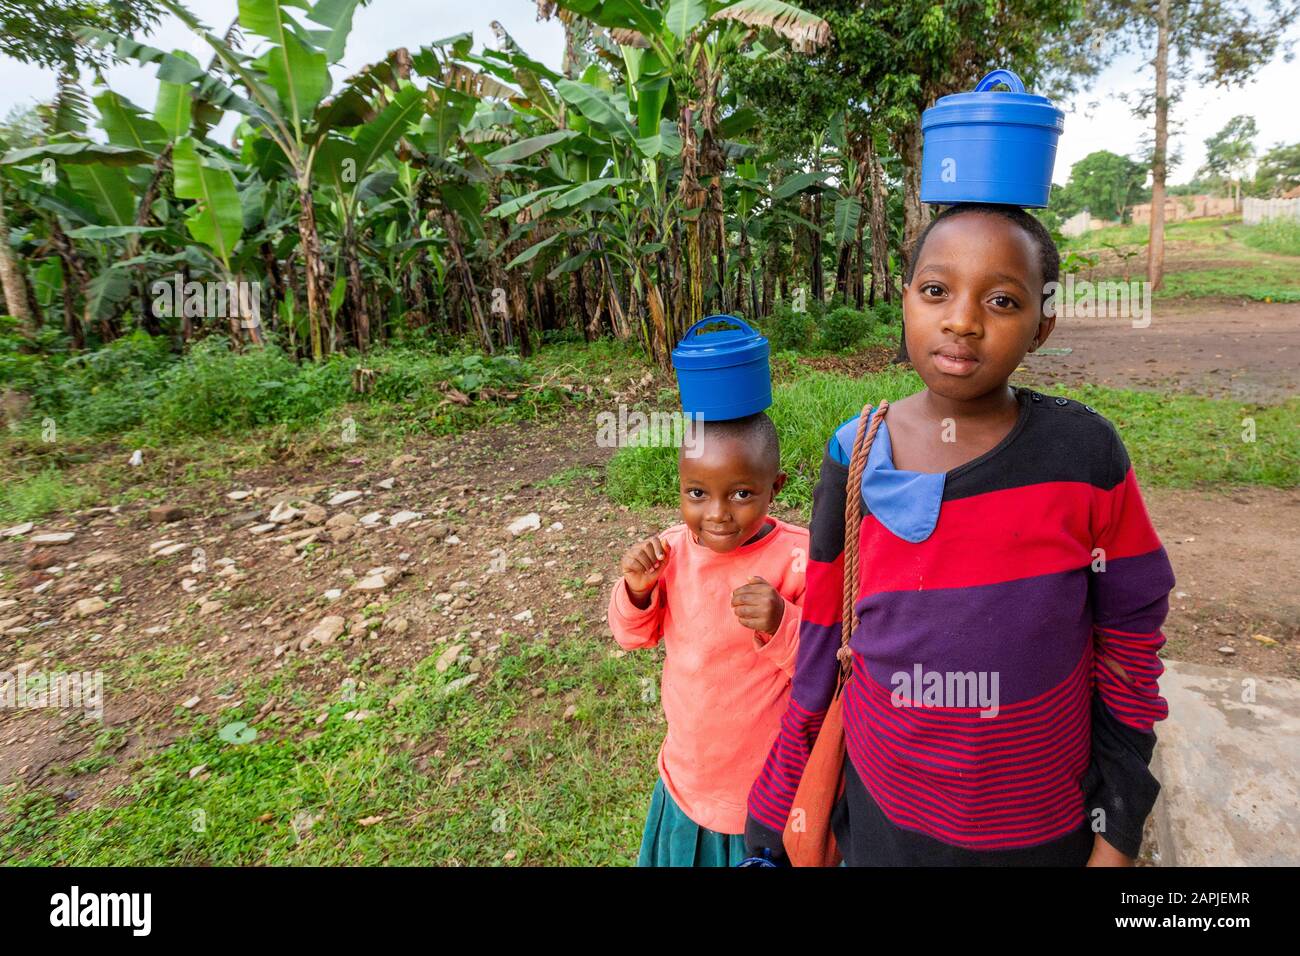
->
[1090,0,1299,289]
[1251,141,1300,197]
[1056,150,1149,221]
[1199,115,1256,208]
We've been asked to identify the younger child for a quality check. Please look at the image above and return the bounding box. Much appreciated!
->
[745,204,1175,866]
[608,412,807,866]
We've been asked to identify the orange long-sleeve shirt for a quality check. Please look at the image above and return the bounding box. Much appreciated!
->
[607,515,808,834]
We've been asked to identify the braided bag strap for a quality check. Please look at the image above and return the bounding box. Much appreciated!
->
[837,401,889,678]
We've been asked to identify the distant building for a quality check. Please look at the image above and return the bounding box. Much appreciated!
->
[1129,194,1236,225]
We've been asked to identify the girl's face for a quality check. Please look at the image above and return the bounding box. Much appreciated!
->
[902,213,1055,402]
[678,436,786,554]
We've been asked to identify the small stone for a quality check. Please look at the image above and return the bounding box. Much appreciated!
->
[547,522,563,532]
[31,532,75,545]
[359,512,383,526]
[3,522,34,537]
[1217,646,1236,655]
[353,569,397,591]
[390,454,420,469]
[434,592,454,604]
[226,490,252,501]
[249,523,277,535]
[389,510,423,527]
[72,597,108,618]
[442,674,479,696]
[445,535,461,545]
[181,578,198,593]
[328,490,363,506]
[83,550,122,568]
[563,704,578,720]
[149,504,187,523]
[268,501,301,524]
[325,512,358,530]
[301,504,327,525]
[323,588,343,601]
[181,695,201,709]
[199,600,223,616]
[25,549,59,571]
[507,513,541,536]
[377,478,395,490]
[584,572,605,586]
[155,542,190,557]
[436,643,466,673]
[306,616,346,647]
[512,609,533,623]
[388,687,415,709]
[383,617,409,636]
[189,764,208,778]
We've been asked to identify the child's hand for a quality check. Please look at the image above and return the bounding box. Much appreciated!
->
[731,576,785,637]
[620,535,671,606]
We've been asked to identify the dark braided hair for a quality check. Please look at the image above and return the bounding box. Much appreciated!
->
[904,204,1060,313]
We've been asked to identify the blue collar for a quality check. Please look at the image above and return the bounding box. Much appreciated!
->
[833,415,945,544]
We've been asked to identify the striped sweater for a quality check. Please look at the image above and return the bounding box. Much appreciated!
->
[745,387,1174,861]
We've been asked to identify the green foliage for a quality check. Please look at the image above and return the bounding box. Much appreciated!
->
[761,299,816,351]
[1240,219,1300,257]
[1053,150,1148,222]
[0,468,98,523]
[816,304,871,351]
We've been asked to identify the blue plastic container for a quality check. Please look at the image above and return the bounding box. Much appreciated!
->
[920,69,1064,208]
[671,315,771,421]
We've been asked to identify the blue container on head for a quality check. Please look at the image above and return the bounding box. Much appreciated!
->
[671,315,771,421]
[920,69,1065,208]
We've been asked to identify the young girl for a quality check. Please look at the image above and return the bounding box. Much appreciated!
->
[745,204,1174,866]
[608,412,808,866]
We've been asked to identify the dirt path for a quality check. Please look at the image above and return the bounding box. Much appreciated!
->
[1019,299,1300,402]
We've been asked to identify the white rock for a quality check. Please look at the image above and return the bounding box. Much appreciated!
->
[328,490,363,506]
[323,588,343,601]
[31,532,75,545]
[226,490,252,501]
[181,695,200,709]
[389,510,423,527]
[248,523,277,535]
[306,616,346,646]
[181,578,198,593]
[445,534,461,545]
[584,572,605,586]
[155,543,190,557]
[268,501,301,524]
[33,581,53,594]
[377,478,395,490]
[199,600,222,616]
[436,643,466,673]
[488,548,508,573]
[128,449,143,467]
[2,522,34,537]
[512,609,533,623]
[359,512,383,526]
[547,522,563,532]
[507,513,541,536]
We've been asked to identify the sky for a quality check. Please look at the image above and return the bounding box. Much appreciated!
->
[1,0,1297,185]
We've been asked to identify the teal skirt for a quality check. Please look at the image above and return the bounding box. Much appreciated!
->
[637,778,747,867]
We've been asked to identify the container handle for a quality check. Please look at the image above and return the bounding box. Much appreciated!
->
[680,314,758,340]
[973,69,1026,94]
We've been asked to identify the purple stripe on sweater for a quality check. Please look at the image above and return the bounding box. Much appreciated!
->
[791,618,843,709]
[1091,548,1174,634]
[849,568,1092,704]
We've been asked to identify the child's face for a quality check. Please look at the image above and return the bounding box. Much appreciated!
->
[902,213,1055,401]
[678,436,786,554]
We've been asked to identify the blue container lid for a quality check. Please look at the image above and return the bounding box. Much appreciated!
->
[671,315,768,370]
[922,69,1063,133]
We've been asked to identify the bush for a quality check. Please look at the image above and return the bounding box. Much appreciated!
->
[816,305,872,351]
[762,301,816,352]
[871,300,902,326]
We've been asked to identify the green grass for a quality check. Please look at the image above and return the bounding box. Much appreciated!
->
[0,467,99,524]
[606,369,1299,517]
[1240,218,1300,257]
[1157,263,1300,302]
[0,630,668,865]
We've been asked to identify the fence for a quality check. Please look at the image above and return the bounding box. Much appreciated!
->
[1243,197,1300,225]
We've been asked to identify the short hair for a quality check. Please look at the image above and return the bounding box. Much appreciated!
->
[904,204,1060,308]
[683,411,781,475]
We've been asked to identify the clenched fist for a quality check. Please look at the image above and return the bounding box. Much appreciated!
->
[732,576,785,638]
[620,535,671,609]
